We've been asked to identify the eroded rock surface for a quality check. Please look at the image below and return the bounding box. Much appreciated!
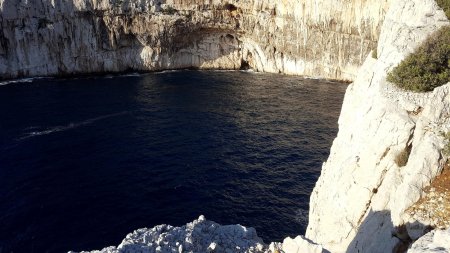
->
[72,215,266,253]
[406,163,450,230]
[0,0,390,80]
[408,228,450,253]
[306,0,450,252]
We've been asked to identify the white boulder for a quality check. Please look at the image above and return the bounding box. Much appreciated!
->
[408,228,450,253]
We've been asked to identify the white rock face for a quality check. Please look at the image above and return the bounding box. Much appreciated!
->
[0,0,390,80]
[306,0,450,252]
[408,228,450,253]
[72,216,330,253]
[72,216,266,253]
[280,236,324,253]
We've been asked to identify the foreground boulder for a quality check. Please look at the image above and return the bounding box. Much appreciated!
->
[408,228,450,253]
[72,216,266,253]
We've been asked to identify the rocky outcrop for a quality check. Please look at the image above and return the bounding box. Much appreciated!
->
[306,0,450,252]
[276,236,324,253]
[405,163,450,230]
[72,215,266,253]
[0,0,390,80]
[73,216,329,253]
[408,228,450,253]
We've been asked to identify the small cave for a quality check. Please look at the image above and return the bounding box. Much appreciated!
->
[38,18,52,29]
[240,59,250,70]
[392,225,413,253]
[224,3,238,12]
[225,34,235,41]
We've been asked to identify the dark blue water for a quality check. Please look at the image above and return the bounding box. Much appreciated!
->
[0,71,347,253]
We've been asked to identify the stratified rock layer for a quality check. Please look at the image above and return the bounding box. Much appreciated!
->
[0,0,390,80]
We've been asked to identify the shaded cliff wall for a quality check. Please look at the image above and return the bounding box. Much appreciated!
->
[0,0,390,80]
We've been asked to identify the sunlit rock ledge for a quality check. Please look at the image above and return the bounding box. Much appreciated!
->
[71,216,264,253]
[70,218,450,253]
[70,216,324,253]
[71,215,264,253]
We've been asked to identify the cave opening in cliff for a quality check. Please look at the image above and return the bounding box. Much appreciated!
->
[240,59,251,70]
[224,3,238,12]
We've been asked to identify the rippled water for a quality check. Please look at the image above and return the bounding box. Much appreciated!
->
[0,71,347,252]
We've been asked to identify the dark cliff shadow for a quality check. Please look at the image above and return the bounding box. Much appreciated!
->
[345,209,432,253]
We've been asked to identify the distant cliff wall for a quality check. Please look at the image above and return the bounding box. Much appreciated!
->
[0,0,390,80]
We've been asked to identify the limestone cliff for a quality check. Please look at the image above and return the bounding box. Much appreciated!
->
[5,0,450,253]
[0,0,389,80]
[306,0,450,252]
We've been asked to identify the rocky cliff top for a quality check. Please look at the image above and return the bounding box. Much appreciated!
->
[71,216,266,253]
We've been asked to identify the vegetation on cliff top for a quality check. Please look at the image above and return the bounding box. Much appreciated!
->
[436,0,450,19]
[395,145,411,167]
[444,132,450,156]
[386,25,450,92]
[387,0,449,92]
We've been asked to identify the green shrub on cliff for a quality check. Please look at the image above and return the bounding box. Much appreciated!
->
[386,26,450,92]
[436,0,450,19]
[371,47,378,59]
[395,146,411,167]
[444,132,450,156]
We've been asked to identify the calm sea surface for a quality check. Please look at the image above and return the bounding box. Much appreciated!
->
[0,71,347,252]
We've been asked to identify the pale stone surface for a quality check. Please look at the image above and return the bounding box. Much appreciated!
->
[281,236,324,253]
[306,0,450,252]
[0,0,390,80]
[71,215,327,253]
[408,228,450,253]
[405,168,450,231]
[71,215,266,253]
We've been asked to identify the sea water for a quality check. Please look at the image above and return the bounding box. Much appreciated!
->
[0,71,347,252]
